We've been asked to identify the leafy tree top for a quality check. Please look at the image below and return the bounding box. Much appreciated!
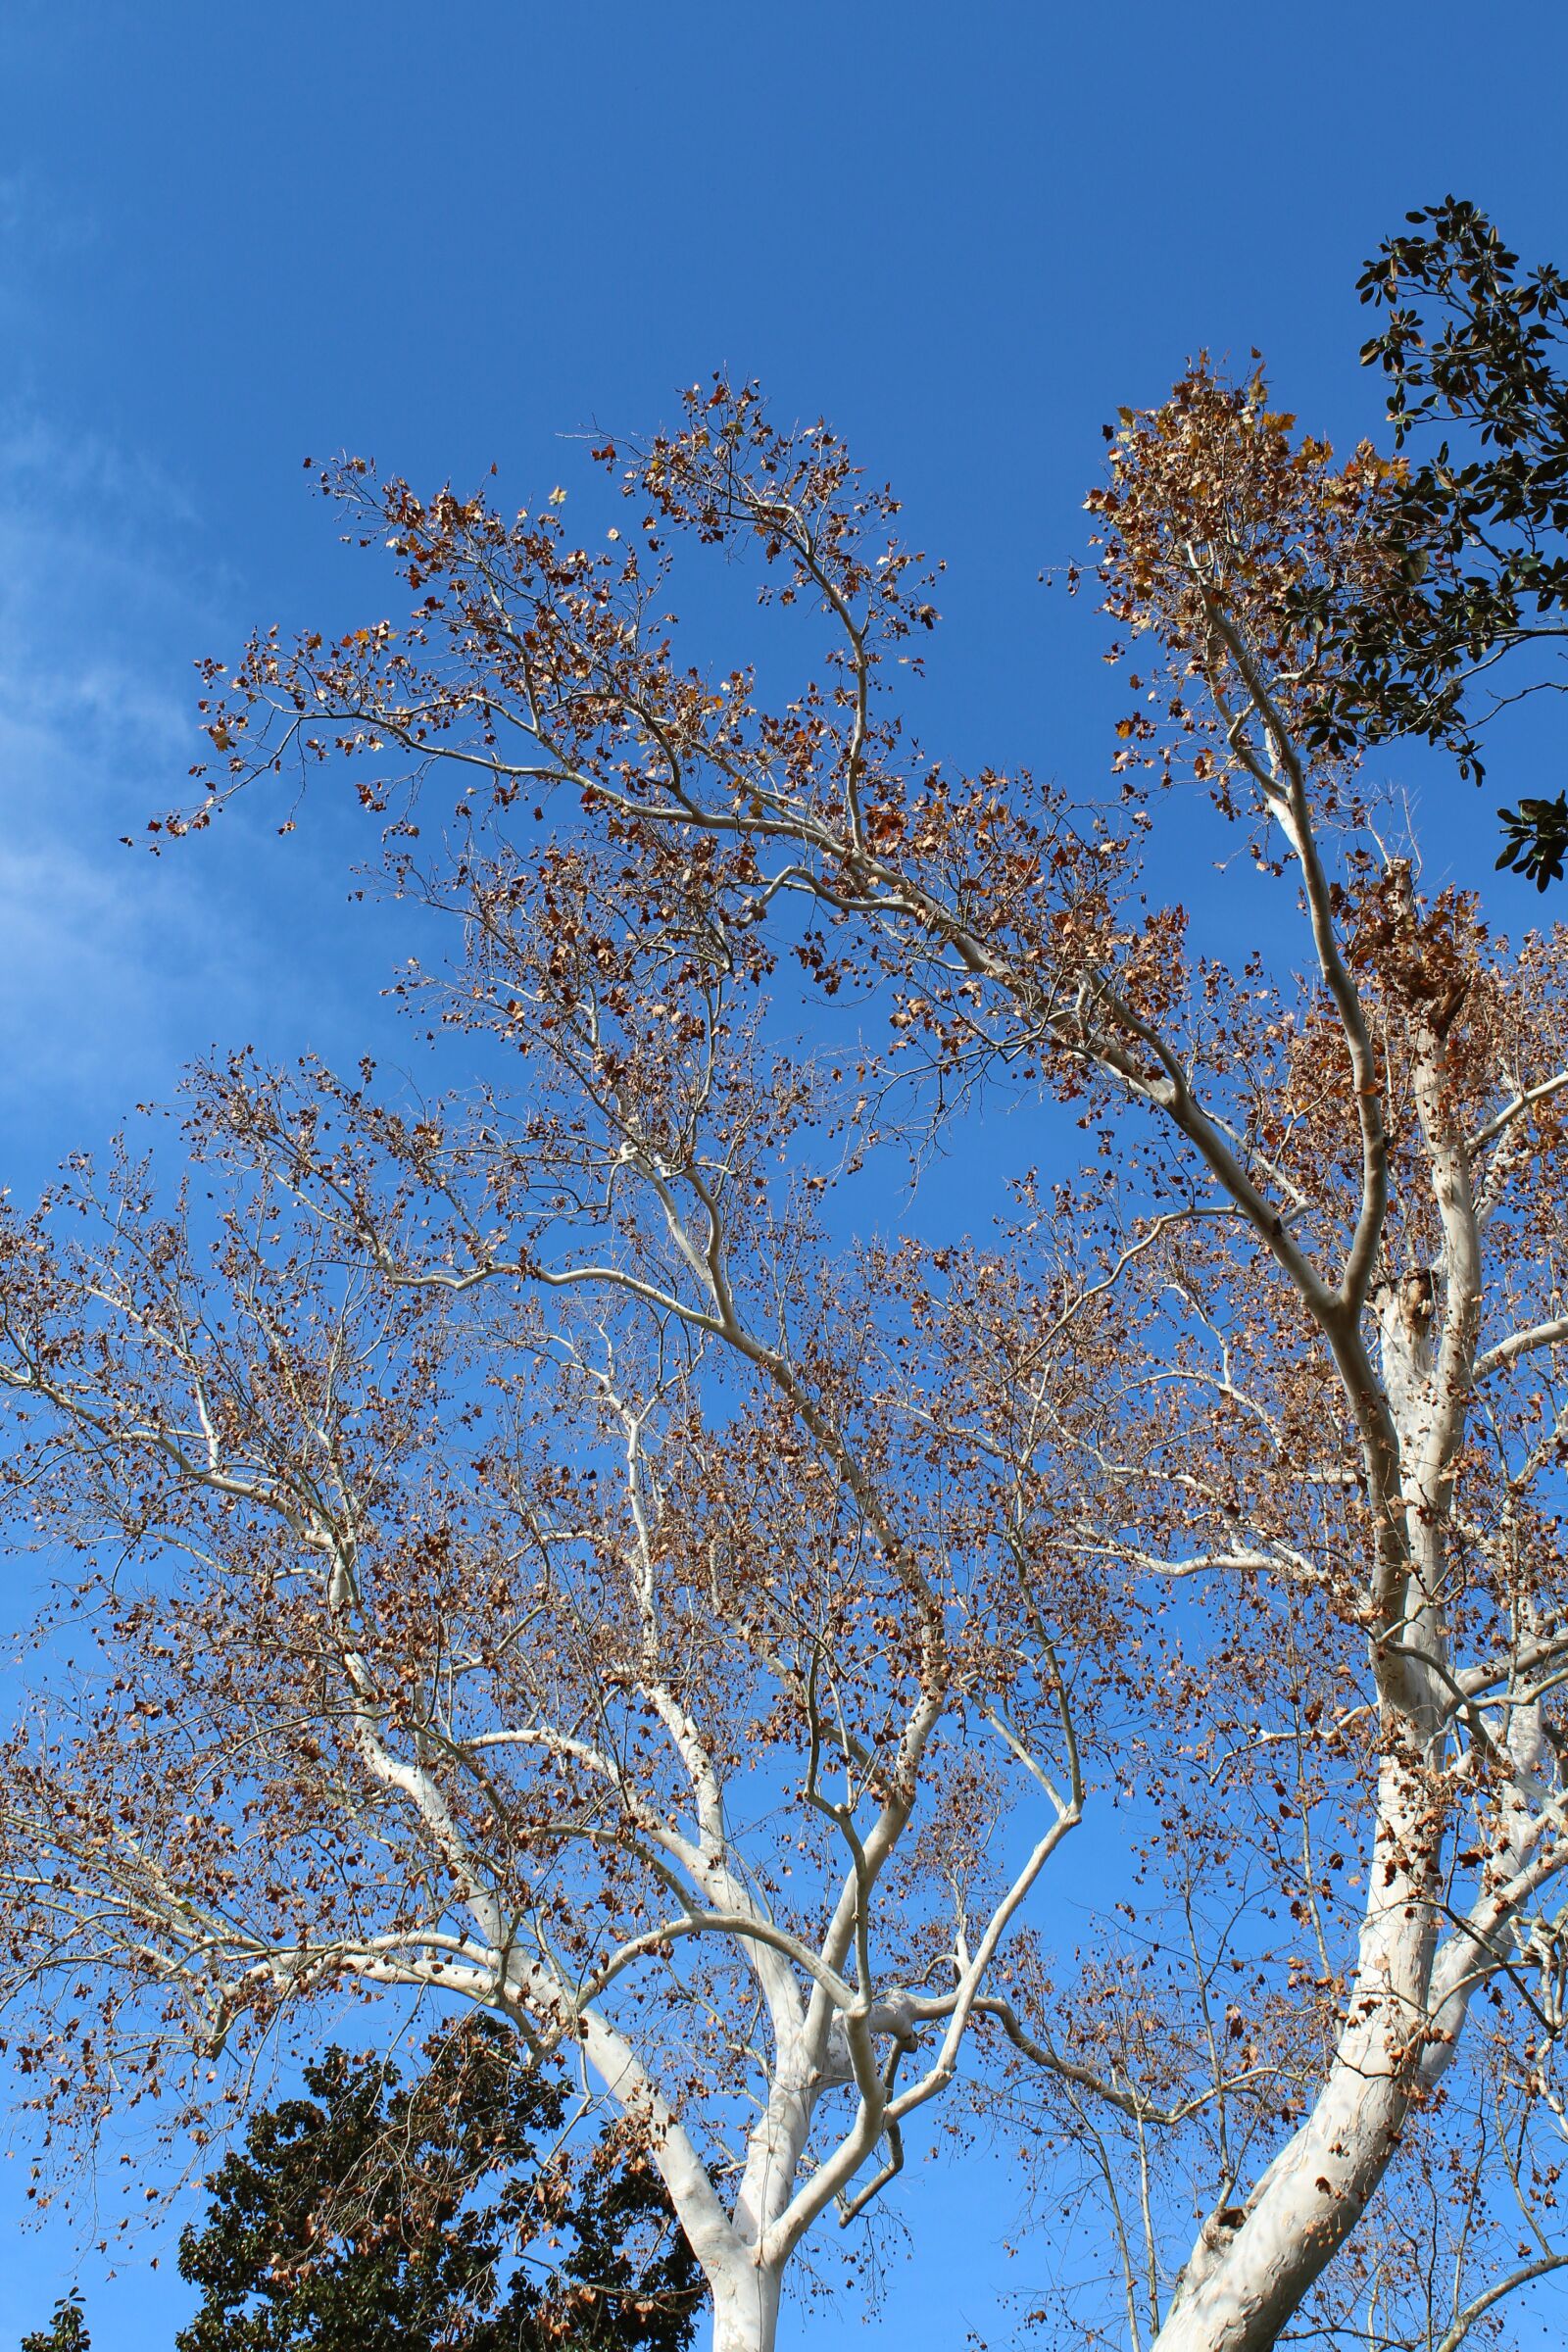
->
[1312,197,1568,883]
[20,2295,89,2352]
[173,2020,701,2352]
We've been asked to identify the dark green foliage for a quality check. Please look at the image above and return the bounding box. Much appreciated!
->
[1494,789,1568,889]
[21,2293,89,2352]
[1306,198,1568,882]
[171,2019,702,2352]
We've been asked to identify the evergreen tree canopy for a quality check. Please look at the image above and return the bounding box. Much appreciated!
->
[169,2020,701,2352]
[20,2294,89,2352]
[1310,198,1568,884]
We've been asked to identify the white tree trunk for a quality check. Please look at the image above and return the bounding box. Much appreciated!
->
[1152,1754,1438,2352]
[709,2260,782,2352]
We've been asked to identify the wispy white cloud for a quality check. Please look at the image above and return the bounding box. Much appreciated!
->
[0,414,262,1159]
[0,408,429,1178]
[0,797,207,1102]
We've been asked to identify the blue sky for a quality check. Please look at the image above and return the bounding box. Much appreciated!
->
[3,2,1568,2344]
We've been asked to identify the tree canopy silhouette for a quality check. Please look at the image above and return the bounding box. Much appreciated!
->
[1311,198,1568,885]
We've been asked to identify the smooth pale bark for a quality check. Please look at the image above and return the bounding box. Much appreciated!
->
[1152,1753,1439,2352]
[710,2264,783,2352]
[1152,1010,1482,2351]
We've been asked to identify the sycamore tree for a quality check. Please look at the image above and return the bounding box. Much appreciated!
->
[8,344,1568,2352]
[0,428,1103,2349]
